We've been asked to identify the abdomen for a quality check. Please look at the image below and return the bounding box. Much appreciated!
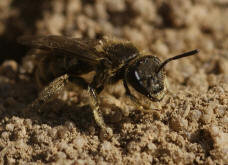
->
[35,51,93,89]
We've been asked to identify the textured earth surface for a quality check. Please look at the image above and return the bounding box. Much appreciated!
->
[0,0,228,164]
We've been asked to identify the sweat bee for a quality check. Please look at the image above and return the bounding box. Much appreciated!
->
[18,35,199,138]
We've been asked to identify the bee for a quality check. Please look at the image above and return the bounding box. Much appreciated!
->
[18,35,199,138]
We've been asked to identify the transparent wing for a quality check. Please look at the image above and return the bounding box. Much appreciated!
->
[18,35,104,65]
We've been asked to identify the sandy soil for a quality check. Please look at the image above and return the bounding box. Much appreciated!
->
[0,0,228,164]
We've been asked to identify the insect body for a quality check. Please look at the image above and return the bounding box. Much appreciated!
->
[18,35,198,138]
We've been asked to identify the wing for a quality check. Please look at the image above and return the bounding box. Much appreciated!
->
[18,35,104,65]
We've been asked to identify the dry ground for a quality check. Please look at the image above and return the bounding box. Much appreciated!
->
[0,0,228,164]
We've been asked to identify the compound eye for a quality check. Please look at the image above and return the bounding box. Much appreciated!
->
[126,69,148,96]
[134,71,141,81]
[134,70,147,87]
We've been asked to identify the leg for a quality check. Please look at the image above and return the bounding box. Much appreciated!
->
[25,74,88,113]
[88,85,113,139]
[87,69,113,139]
[24,74,70,113]
[70,73,107,133]
[123,80,161,112]
[88,86,105,129]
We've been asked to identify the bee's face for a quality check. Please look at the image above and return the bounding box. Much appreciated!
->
[126,56,167,101]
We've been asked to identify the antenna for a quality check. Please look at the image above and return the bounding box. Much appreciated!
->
[156,49,199,73]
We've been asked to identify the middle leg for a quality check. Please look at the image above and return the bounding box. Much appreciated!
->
[88,85,113,139]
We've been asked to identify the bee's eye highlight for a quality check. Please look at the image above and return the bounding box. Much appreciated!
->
[134,71,141,81]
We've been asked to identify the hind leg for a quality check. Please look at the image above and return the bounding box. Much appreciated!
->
[24,74,70,113]
[24,74,89,112]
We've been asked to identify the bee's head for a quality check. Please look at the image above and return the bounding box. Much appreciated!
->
[126,56,166,101]
[125,49,199,101]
